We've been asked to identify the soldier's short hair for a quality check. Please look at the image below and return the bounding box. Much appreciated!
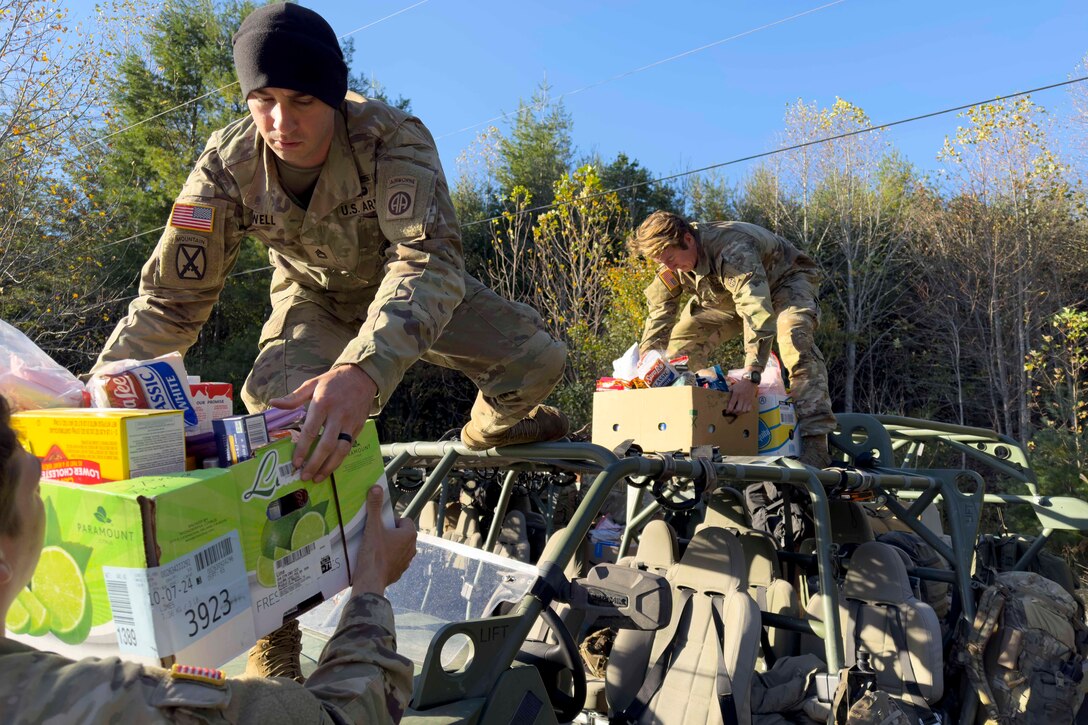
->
[0,396,21,535]
[628,211,696,259]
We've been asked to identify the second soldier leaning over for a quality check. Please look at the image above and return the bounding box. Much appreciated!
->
[92,3,569,683]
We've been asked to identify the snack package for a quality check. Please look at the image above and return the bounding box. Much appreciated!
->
[0,319,87,411]
[88,352,200,432]
[635,350,679,388]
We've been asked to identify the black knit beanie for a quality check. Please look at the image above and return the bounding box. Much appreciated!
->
[232,3,347,109]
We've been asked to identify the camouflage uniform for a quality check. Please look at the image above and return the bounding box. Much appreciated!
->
[639,221,835,436]
[94,94,565,432]
[0,593,413,724]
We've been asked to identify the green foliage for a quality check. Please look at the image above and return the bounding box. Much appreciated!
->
[597,152,682,227]
[1027,308,1088,496]
[495,82,573,208]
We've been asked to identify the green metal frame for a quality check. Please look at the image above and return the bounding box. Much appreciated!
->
[382,413,1088,722]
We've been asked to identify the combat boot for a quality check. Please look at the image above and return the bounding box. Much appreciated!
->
[245,619,304,682]
[460,405,569,450]
[799,434,831,469]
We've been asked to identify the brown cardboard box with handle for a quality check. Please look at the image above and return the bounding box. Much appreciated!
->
[591,387,758,454]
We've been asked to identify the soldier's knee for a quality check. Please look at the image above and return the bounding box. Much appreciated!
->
[535,335,567,386]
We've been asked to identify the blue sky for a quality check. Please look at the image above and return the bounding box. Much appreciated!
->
[78,0,1088,188]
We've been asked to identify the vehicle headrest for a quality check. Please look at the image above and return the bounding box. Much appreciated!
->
[738,530,781,587]
[703,488,750,531]
[636,520,678,571]
[672,526,747,595]
[843,541,914,605]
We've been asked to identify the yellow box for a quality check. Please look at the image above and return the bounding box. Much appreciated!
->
[12,408,185,484]
[757,393,799,456]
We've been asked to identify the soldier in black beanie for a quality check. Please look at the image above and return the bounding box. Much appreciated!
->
[92,0,569,695]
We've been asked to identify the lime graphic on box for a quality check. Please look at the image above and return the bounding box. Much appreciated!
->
[32,546,91,645]
[6,596,29,635]
[18,588,51,636]
[291,511,326,550]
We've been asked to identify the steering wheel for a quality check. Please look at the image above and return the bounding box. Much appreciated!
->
[514,606,587,722]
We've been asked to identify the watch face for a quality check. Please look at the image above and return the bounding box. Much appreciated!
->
[746,371,761,384]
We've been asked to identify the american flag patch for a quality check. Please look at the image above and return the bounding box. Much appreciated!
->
[658,268,680,291]
[170,203,214,232]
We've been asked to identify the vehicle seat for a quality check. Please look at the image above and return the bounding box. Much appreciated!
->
[799,500,875,605]
[491,509,531,562]
[701,491,800,667]
[584,519,679,714]
[805,542,943,710]
[607,527,761,725]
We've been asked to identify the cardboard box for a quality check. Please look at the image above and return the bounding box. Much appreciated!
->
[189,382,233,436]
[8,421,390,667]
[213,413,269,466]
[758,394,800,457]
[13,408,185,483]
[592,387,758,454]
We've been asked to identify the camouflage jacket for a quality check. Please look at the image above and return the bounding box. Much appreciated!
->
[94,93,464,405]
[639,221,818,370]
[0,593,413,724]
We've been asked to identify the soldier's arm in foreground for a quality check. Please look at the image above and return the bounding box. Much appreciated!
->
[639,268,683,356]
[1,488,416,725]
[93,144,245,370]
[277,116,466,480]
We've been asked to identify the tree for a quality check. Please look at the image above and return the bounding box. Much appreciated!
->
[923,98,1082,440]
[596,152,682,227]
[0,0,143,367]
[494,82,573,208]
[1026,307,1088,496]
[489,165,628,424]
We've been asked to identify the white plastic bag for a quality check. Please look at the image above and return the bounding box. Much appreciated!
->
[611,342,640,379]
[0,320,87,411]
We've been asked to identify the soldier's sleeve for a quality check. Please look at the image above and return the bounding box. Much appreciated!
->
[93,144,245,372]
[1,594,412,724]
[334,116,466,406]
[639,267,683,355]
[720,242,776,370]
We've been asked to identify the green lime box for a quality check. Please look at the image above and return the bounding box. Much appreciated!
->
[7,421,390,667]
[231,421,391,638]
[5,467,256,667]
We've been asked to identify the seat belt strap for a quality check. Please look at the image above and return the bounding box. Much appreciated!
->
[620,589,696,723]
[710,595,741,725]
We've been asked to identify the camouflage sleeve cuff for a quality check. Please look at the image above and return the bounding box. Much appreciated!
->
[335,592,397,635]
[337,357,394,411]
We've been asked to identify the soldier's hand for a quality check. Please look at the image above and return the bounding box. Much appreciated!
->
[270,364,378,482]
[352,486,417,596]
[725,377,757,414]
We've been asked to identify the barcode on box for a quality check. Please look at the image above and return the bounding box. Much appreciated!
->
[195,537,233,571]
[245,415,269,447]
[106,577,135,627]
[275,543,315,570]
[277,462,299,485]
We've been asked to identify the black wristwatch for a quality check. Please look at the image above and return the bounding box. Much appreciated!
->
[741,369,762,385]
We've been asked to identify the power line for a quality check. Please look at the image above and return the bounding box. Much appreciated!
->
[96,74,1088,290]
[435,0,847,141]
[461,75,1088,229]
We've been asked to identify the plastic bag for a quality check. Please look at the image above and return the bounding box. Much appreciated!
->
[611,342,640,380]
[728,352,788,396]
[0,320,87,411]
